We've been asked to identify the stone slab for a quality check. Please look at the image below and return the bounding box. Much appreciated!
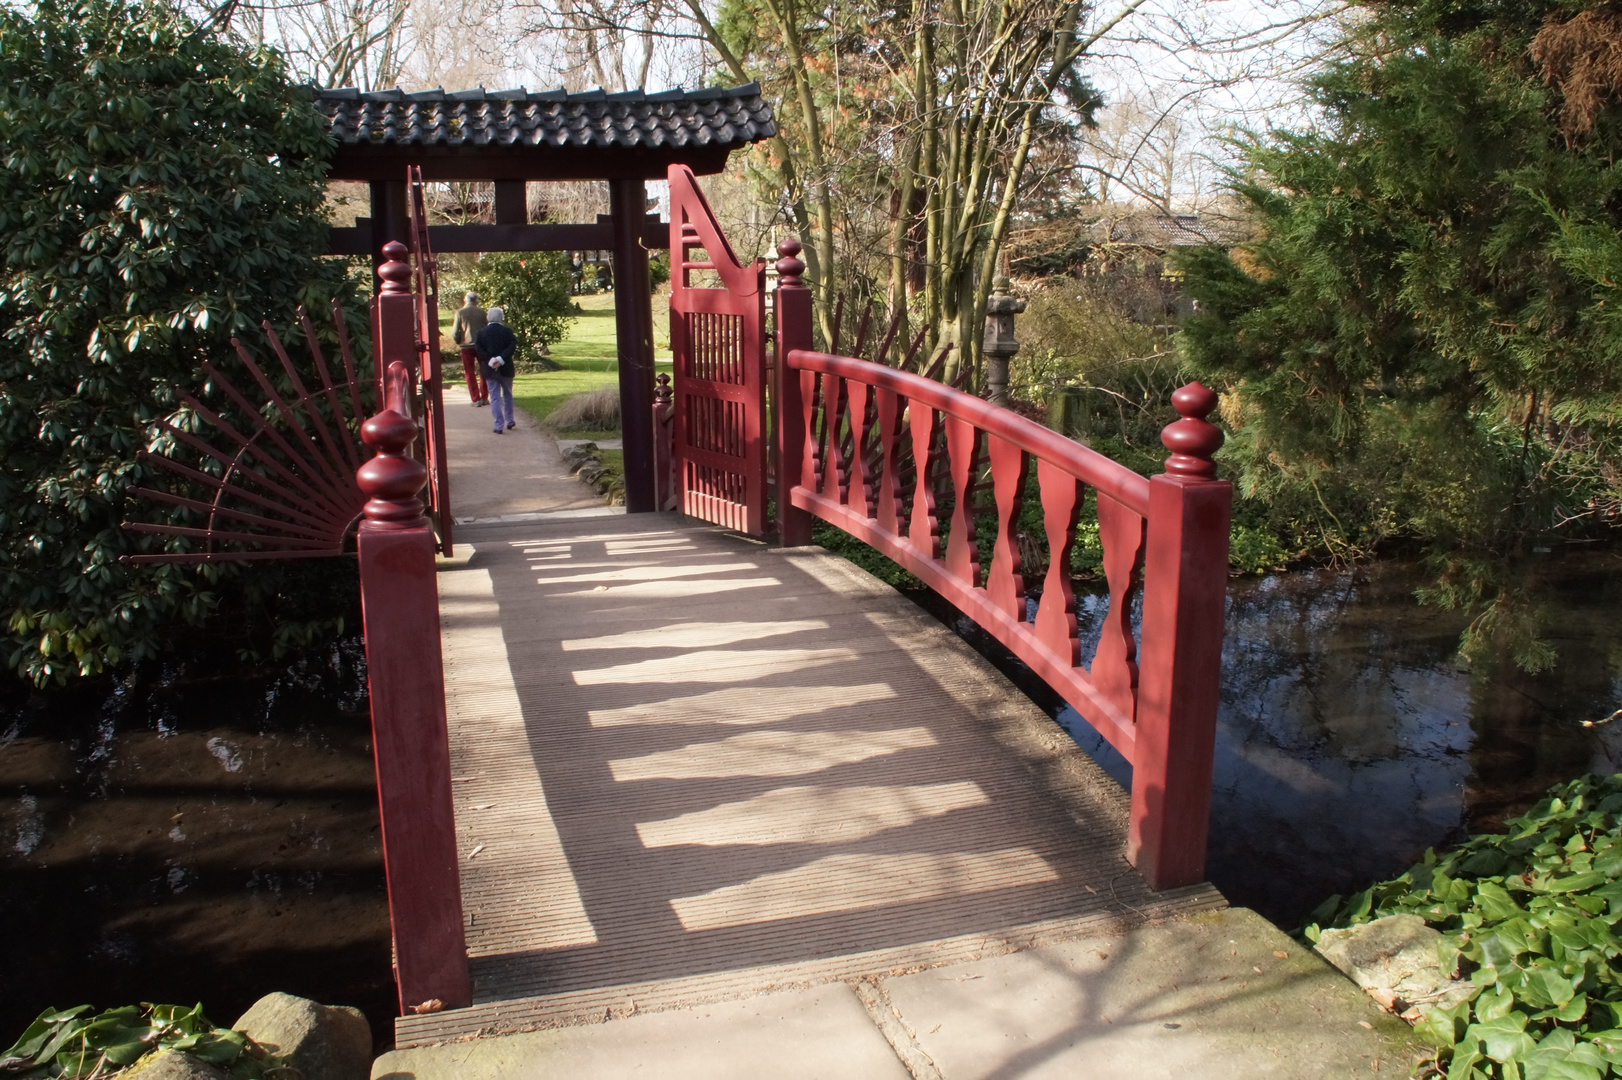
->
[370,983,909,1080]
[886,907,1429,1080]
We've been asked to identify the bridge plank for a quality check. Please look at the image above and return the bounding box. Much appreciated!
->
[406,514,1223,1044]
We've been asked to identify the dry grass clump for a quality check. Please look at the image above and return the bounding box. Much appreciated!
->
[545,385,621,432]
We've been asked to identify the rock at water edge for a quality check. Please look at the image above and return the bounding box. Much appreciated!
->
[1314,913,1474,1021]
[233,992,372,1080]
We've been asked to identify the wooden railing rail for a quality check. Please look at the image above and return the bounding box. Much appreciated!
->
[773,238,1231,890]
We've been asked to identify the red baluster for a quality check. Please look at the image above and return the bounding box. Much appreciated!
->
[1033,461,1083,666]
[1091,494,1146,722]
[908,405,942,559]
[355,356,471,1012]
[984,435,1028,620]
[1129,381,1232,891]
[822,375,849,505]
[846,379,874,517]
[943,417,981,587]
[874,387,906,534]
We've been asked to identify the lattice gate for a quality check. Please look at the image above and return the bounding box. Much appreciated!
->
[667,164,767,536]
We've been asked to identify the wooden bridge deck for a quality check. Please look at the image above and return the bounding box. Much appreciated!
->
[398,511,1224,1045]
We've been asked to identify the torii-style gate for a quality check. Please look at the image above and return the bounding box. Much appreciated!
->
[315,83,777,513]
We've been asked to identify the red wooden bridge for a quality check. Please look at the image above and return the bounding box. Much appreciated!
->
[128,167,1232,1043]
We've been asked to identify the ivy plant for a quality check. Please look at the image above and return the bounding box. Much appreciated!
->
[0,1002,283,1078]
[1304,774,1622,1079]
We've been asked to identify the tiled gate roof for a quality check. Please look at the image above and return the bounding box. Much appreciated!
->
[315,83,776,152]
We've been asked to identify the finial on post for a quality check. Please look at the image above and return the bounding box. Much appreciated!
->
[358,361,428,530]
[1160,381,1224,479]
[654,371,673,406]
[378,241,412,295]
[776,238,806,288]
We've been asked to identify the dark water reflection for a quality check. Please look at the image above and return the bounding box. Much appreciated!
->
[912,548,1622,928]
[0,639,394,1050]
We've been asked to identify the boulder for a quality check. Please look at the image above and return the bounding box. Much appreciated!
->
[564,443,599,473]
[1314,914,1475,1021]
[232,992,371,1080]
[122,1049,230,1080]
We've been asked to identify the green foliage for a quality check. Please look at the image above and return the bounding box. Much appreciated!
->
[466,252,576,365]
[1174,0,1622,667]
[0,0,355,684]
[1,1002,283,1078]
[648,252,671,290]
[1304,774,1622,1080]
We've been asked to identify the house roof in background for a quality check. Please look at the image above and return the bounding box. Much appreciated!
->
[1086,213,1235,249]
[314,83,776,180]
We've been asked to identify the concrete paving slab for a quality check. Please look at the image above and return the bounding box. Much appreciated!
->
[369,983,909,1080]
[885,907,1428,1080]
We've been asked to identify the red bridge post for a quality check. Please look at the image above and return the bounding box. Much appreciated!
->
[1128,382,1232,890]
[774,239,814,546]
[358,249,471,1012]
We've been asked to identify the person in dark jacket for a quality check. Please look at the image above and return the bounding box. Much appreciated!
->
[474,307,518,434]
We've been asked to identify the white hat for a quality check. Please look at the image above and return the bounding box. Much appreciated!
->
[487,306,505,323]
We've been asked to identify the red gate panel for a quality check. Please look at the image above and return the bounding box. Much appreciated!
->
[667,165,767,536]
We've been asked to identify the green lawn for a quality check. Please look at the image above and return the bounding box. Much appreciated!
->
[441,291,672,439]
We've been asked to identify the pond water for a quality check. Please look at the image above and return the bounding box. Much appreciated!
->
[910,546,1622,928]
[2,550,1618,1050]
[0,639,394,1051]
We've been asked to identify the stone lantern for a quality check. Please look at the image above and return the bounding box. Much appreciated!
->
[982,274,1026,406]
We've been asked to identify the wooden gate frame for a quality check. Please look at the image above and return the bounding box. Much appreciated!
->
[667,164,768,536]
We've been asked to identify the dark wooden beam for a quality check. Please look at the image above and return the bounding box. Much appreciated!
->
[326,215,668,257]
[325,145,733,183]
[610,178,657,514]
[493,180,527,225]
[369,181,409,288]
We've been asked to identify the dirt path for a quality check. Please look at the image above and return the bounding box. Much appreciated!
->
[440,375,605,523]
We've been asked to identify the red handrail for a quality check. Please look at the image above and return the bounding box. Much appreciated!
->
[788,350,1151,515]
[772,237,1232,890]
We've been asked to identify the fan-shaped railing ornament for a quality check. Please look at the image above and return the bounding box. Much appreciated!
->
[121,301,374,563]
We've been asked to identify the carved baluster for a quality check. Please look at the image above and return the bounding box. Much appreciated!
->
[1090,493,1147,720]
[846,379,874,517]
[875,388,905,534]
[908,405,942,559]
[943,417,982,587]
[984,435,1029,620]
[801,368,821,490]
[1034,461,1083,665]
[822,374,848,504]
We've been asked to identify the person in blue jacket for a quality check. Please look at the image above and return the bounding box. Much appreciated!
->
[474,307,518,434]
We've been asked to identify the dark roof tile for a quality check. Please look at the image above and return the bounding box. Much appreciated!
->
[314,83,775,153]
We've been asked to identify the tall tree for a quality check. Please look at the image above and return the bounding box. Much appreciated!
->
[701,0,1130,379]
[1175,0,1622,670]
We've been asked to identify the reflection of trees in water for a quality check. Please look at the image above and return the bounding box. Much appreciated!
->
[1066,555,1622,925]
[1462,555,1622,832]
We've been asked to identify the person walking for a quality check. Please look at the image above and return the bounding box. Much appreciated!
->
[475,306,518,434]
[452,291,489,406]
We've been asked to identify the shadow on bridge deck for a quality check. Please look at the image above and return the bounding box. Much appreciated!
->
[397,512,1223,1044]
